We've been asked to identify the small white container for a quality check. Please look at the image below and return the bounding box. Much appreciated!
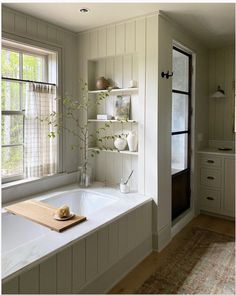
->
[114,138,127,151]
[129,80,137,88]
[120,183,130,194]
[127,131,138,152]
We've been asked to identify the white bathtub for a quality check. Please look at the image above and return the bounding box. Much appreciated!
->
[2,184,152,284]
[2,190,117,255]
[41,190,117,215]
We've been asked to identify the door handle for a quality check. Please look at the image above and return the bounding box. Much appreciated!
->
[207,160,214,163]
[206,197,214,201]
[207,176,215,180]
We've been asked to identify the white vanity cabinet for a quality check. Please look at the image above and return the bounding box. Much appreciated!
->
[222,157,235,217]
[198,150,235,218]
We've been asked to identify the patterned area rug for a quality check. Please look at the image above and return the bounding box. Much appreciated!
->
[137,228,235,294]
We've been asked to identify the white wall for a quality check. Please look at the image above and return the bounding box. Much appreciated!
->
[156,14,209,249]
[77,15,159,198]
[208,46,235,142]
[2,6,79,173]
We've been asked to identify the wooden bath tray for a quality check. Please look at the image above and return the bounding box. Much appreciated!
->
[5,200,86,232]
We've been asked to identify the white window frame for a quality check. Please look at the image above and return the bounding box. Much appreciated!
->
[1,41,58,184]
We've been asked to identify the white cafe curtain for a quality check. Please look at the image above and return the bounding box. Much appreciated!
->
[24,83,57,178]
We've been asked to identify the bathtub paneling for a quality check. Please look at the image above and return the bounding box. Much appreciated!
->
[86,232,98,282]
[3,202,152,294]
[2,277,19,294]
[108,221,119,264]
[98,226,109,273]
[19,266,39,294]
[72,239,86,293]
[57,247,72,294]
[118,215,128,257]
[127,209,138,251]
[107,25,116,56]
[39,256,57,294]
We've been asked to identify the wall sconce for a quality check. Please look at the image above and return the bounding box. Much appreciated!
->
[211,85,226,98]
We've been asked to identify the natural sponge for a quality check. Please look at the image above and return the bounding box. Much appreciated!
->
[56,204,70,218]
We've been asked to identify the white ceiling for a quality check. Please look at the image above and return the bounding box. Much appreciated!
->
[4,3,235,48]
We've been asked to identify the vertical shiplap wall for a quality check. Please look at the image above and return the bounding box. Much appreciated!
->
[3,202,152,294]
[2,6,79,173]
[78,15,159,197]
[208,46,235,141]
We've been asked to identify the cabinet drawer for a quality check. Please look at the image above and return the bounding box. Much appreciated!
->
[200,188,221,212]
[200,168,221,188]
[200,155,222,168]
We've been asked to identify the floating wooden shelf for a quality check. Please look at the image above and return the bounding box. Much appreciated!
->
[88,88,138,94]
[88,119,137,123]
[88,147,138,156]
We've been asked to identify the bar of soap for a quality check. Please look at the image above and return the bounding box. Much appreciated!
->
[56,205,70,218]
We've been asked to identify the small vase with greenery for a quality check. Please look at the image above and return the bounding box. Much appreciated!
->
[43,81,113,187]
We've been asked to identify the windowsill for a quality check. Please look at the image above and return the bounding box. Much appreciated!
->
[2,171,78,205]
[2,172,68,190]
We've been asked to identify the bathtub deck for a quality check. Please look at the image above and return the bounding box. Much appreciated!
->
[2,182,152,282]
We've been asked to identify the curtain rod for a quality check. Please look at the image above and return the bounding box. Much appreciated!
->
[1,77,56,86]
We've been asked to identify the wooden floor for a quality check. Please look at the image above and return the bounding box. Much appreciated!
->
[109,214,235,294]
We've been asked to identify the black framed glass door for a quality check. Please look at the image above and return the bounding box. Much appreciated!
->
[171,46,192,221]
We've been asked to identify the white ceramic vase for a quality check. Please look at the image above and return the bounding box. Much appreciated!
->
[127,131,138,152]
[114,138,127,151]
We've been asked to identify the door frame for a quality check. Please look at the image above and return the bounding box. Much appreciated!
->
[171,40,196,236]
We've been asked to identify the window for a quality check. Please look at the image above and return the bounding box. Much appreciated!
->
[1,42,58,183]
[171,47,192,173]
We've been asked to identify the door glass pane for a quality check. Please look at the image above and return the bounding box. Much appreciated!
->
[171,134,188,171]
[1,146,23,177]
[1,115,24,145]
[1,48,20,79]
[1,81,21,111]
[172,93,189,132]
[173,49,189,92]
[23,54,44,81]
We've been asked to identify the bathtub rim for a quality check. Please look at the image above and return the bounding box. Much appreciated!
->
[2,183,153,282]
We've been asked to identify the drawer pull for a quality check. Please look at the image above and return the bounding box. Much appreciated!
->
[207,176,215,180]
[207,160,214,163]
[206,197,214,201]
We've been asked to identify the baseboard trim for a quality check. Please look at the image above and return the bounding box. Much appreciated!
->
[156,224,172,252]
[200,210,235,221]
[79,236,152,294]
[171,209,195,238]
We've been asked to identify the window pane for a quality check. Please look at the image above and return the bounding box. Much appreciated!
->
[171,134,188,171]
[1,48,20,79]
[173,50,189,92]
[1,146,23,177]
[1,115,24,145]
[172,93,189,132]
[23,54,44,81]
[1,81,21,111]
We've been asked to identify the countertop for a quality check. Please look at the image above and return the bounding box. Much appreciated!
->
[2,183,152,281]
[197,147,235,157]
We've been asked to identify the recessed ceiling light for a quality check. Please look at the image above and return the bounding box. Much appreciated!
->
[79,8,90,13]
